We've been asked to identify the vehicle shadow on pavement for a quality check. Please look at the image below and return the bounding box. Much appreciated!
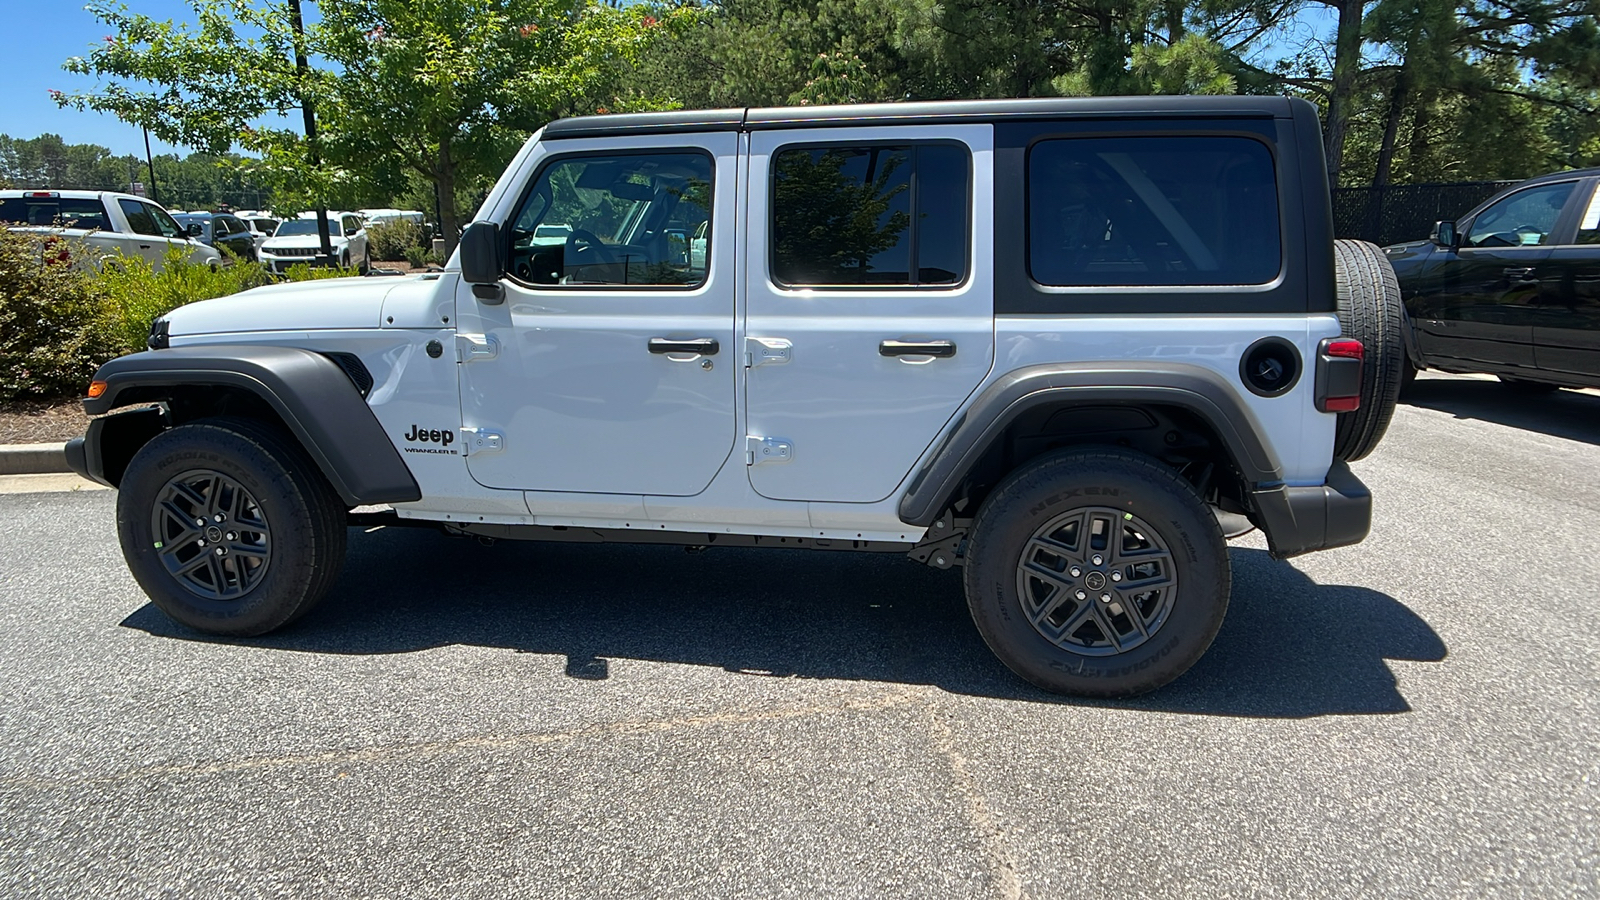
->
[1403,377,1600,445]
[121,530,1445,718]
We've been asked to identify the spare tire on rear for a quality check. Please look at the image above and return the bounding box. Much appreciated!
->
[1331,239,1405,461]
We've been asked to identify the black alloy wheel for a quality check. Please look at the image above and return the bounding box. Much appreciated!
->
[1015,506,1179,657]
[118,418,347,636]
[963,448,1230,697]
[149,469,273,601]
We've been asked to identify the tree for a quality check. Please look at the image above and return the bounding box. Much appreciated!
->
[57,0,692,254]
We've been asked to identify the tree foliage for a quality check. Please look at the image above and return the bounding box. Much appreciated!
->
[57,0,694,252]
[46,0,1600,217]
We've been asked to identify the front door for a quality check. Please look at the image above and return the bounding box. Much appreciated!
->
[457,133,738,495]
[1532,179,1600,379]
[743,125,995,503]
[1411,179,1580,368]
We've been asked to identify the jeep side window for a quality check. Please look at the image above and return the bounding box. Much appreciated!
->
[1028,136,1280,287]
[1464,181,1575,248]
[770,143,969,287]
[507,152,712,288]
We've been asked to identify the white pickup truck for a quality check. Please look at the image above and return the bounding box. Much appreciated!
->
[0,190,222,271]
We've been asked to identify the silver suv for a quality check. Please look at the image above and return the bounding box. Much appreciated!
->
[68,97,1405,696]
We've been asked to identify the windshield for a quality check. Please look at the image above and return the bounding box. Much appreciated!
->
[274,219,334,237]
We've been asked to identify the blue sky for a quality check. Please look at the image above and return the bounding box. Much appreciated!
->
[4,1,1338,158]
[3,1,205,156]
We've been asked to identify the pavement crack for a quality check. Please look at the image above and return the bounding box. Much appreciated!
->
[927,701,1024,900]
[1,688,925,790]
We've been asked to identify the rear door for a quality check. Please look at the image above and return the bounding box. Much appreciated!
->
[743,125,995,502]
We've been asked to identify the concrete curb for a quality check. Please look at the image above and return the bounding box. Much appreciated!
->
[0,443,71,476]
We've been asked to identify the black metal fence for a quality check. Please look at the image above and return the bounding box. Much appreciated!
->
[1331,180,1518,247]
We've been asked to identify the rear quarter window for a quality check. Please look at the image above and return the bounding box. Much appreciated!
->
[0,197,110,230]
[1028,136,1281,287]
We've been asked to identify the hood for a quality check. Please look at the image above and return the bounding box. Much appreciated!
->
[163,276,399,336]
[1381,239,1437,279]
[262,233,351,252]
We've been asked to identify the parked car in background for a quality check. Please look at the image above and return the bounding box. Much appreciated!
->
[359,208,425,230]
[259,211,370,275]
[1386,167,1600,391]
[0,189,222,271]
[172,212,258,263]
[234,213,281,255]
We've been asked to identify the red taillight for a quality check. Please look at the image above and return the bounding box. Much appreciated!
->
[1323,396,1360,412]
[1316,337,1364,413]
[1326,339,1364,360]
[27,191,58,199]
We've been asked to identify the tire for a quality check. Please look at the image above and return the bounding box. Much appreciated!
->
[1332,239,1406,461]
[1398,355,1419,400]
[116,418,347,636]
[963,449,1230,698]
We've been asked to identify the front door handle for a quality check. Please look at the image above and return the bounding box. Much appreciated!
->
[648,337,719,356]
[880,339,956,358]
[1503,267,1537,281]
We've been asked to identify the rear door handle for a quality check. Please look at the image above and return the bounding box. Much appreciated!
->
[648,337,719,356]
[1503,267,1537,281]
[880,339,956,358]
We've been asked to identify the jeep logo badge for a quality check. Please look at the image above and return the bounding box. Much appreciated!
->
[403,425,454,446]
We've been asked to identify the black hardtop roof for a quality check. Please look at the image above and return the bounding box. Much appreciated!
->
[542,95,1300,140]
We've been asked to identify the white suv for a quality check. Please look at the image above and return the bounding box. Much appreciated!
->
[259,211,370,274]
[67,98,1405,697]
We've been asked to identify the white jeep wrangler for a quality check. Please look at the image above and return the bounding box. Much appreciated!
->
[68,97,1404,697]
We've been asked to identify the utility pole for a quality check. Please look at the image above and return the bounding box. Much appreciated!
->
[142,125,158,204]
[287,0,334,264]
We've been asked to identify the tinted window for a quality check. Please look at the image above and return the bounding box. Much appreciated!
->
[508,152,712,287]
[0,197,108,230]
[1029,136,1280,286]
[771,143,968,286]
[1466,181,1575,248]
[119,198,160,236]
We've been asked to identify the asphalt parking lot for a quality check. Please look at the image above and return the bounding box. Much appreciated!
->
[1,371,1596,898]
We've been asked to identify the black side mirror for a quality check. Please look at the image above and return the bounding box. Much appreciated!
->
[459,221,504,303]
[1431,220,1458,249]
[187,223,203,237]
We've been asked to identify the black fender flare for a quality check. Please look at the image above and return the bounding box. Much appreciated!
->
[897,362,1284,527]
[72,345,420,506]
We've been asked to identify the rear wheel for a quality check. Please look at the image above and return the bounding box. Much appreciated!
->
[1332,239,1405,461]
[117,418,347,636]
[963,449,1230,698]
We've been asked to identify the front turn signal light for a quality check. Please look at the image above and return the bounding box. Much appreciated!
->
[87,380,107,399]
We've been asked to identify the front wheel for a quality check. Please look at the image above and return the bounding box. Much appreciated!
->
[963,449,1230,697]
[116,418,347,636]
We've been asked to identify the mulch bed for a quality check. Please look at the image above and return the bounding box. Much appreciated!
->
[0,400,92,444]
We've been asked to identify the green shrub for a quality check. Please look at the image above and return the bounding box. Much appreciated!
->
[368,219,424,261]
[0,232,122,401]
[1,239,359,401]
[404,245,444,268]
[94,249,277,353]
